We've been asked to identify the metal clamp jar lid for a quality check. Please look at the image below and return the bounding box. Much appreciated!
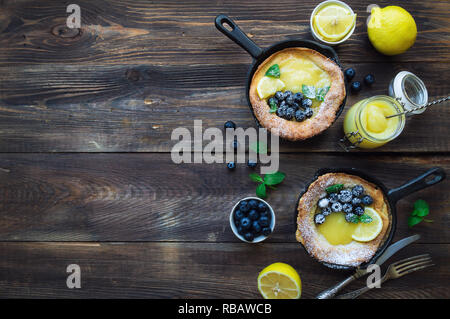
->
[388,71,428,115]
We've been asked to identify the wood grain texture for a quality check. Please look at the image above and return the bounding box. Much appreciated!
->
[0,153,448,242]
[0,242,448,298]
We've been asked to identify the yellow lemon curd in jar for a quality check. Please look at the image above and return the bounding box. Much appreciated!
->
[343,97,403,148]
[318,212,357,245]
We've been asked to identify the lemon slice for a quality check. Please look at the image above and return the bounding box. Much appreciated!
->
[352,207,383,242]
[257,262,301,299]
[257,77,285,99]
[314,4,356,42]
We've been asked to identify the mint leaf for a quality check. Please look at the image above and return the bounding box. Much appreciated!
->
[413,199,429,217]
[302,84,316,99]
[360,214,373,223]
[316,86,330,101]
[326,184,344,194]
[249,173,263,183]
[250,141,267,155]
[265,64,280,78]
[348,214,360,223]
[256,183,267,198]
[264,172,286,186]
[268,98,278,113]
[408,216,423,228]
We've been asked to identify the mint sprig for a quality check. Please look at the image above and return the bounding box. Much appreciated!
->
[326,183,343,194]
[268,98,278,113]
[265,64,280,78]
[408,199,432,227]
[250,171,286,199]
[302,84,330,101]
[316,86,330,101]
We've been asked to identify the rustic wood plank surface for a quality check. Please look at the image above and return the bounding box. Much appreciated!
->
[0,242,448,299]
[0,0,449,299]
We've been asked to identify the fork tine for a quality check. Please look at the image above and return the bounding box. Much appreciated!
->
[392,254,430,267]
[395,256,432,271]
[398,260,433,274]
[397,263,434,277]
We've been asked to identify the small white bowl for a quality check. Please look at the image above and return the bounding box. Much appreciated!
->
[310,0,356,46]
[229,197,275,243]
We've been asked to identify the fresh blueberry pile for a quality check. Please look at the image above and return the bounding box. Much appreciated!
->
[314,184,373,225]
[233,199,273,242]
[268,91,314,122]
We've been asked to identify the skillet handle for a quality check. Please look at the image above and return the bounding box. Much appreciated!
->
[388,167,446,204]
[215,14,263,59]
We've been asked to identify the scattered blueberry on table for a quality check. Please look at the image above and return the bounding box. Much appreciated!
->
[247,160,257,168]
[227,162,236,170]
[364,74,375,86]
[344,67,356,81]
[350,81,362,93]
[224,121,236,129]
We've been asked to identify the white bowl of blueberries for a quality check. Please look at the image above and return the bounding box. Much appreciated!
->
[230,197,275,243]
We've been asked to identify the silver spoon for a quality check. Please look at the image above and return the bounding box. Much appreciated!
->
[385,95,450,119]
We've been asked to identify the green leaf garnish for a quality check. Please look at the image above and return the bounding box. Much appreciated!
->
[268,98,278,113]
[265,64,280,78]
[326,184,344,194]
[249,173,263,183]
[360,214,373,223]
[316,86,330,101]
[256,183,267,198]
[264,172,286,186]
[302,84,316,99]
[249,171,286,199]
[408,199,432,227]
[348,214,360,224]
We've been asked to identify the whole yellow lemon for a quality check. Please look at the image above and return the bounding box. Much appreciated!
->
[368,6,417,55]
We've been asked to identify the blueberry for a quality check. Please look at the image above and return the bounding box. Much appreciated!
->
[224,121,236,129]
[240,217,251,229]
[352,185,364,198]
[315,213,326,225]
[234,209,244,221]
[239,201,249,213]
[328,193,339,203]
[285,108,295,120]
[352,197,362,206]
[257,202,267,212]
[262,227,271,236]
[259,216,270,227]
[293,92,303,103]
[248,209,259,221]
[252,221,262,234]
[354,206,365,216]
[338,189,353,203]
[322,207,332,216]
[285,95,294,106]
[364,74,375,86]
[318,198,330,208]
[232,139,239,150]
[227,162,236,170]
[301,98,313,108]
[284,91,293,99]
[331,202,343,212]
[248,200,258,209]
[247,160,257,168]
[260,210,269,219]
[244,232,254,241]
[276,106,287,118]
[350,81,362,93]
[304,107,313,118]
[345,213,359,223]
[291,102,300,110]
[344,68,356,81]
[362,195,373,206]
[237,225,245,235]
[295,110,306,122]
[234,219,240,227]
[275,91,285,101]
[343,203,353,214]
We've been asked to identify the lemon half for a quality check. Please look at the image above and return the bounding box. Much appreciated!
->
[257,262,301,299]
[256,77,285,99]
[313,4,356,42]
[351,207,383,242]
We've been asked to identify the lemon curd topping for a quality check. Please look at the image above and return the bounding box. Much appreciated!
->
[360,100,400,139]
[317,212,357,245]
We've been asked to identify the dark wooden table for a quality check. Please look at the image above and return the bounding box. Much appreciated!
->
[0,0,449,299]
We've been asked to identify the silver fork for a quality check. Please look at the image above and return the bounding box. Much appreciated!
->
[337,254,434,299]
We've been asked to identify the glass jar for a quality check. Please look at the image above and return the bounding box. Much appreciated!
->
[388,71,428,115]
[340,95,406,150]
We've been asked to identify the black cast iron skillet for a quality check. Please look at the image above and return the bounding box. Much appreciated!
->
[294,167,446,270]
[215,14,347,135]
